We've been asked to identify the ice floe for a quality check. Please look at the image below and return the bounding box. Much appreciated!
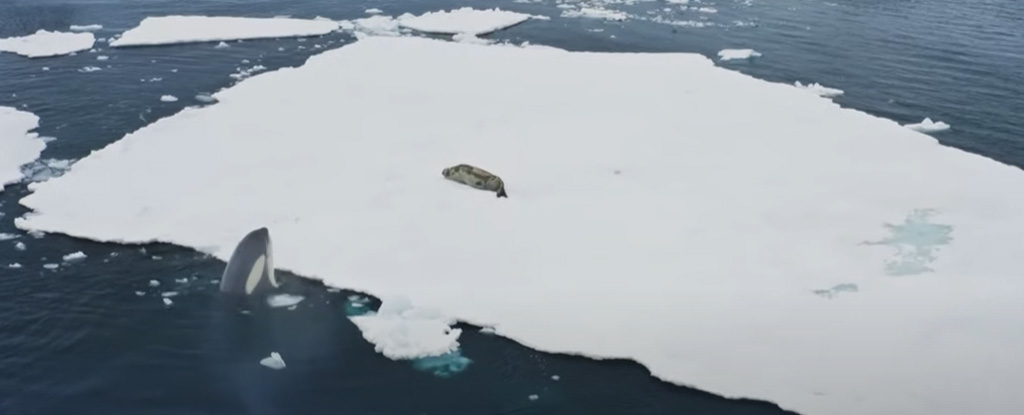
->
[160,95,178,102]
[16,36,1024,415]
[62,251,86,261]
[78,66,102,73]
[70,24,103,32]
[259,352,286,369]
[0,107,46,193]
[162,297,173,306]
[194,94,217,103]
[148,279,160,287]
[266,293,305,308]
[0,30,95,58]
[717,48,761,60]
[561,7,629,21]
[215,41,230,48]
[9,263,22,269]
[366,8,383,15]
[96,55,109,61]
[904,117,951,133]
[109,16,340,47]
[0,233,17,241]
[43,263,59,270]
[397,7,537,35]
[14,242,26,251]
[794,80,844,97]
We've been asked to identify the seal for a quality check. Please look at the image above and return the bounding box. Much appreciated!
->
[442,164,508,198]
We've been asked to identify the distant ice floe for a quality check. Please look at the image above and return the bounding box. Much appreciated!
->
[561,7,629,21]
[8,263,22,269]
[62,251,86,261]
[717,48,761,61]
[109,16,340,47]
[260,352,286,369]
[16,36,1024,415]
[348,295,461,359]
[70,24,103,32]
[0,233,17,241]
[14,242,26,251]
[0,30,95,58]
[0,107,46,193]
[794,81,844,98]
[160,95,178,102]
[904,117,951,133]
[162,297,173,306]
[96,55,109,61]
[397,7,539,35]
[78,66,102,73]
[365,8,383,15]
[214,41,230,48]
[266,293,305,308]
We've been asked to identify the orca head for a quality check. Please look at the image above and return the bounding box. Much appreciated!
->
[219,227,280,296]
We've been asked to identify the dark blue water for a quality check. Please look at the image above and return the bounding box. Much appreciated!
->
[1,0,1021,414]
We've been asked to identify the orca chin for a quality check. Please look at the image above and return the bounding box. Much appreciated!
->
[220,227,280,296]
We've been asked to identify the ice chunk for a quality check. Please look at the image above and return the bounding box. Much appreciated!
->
[350,15,402,37]
[695,6,718,13]
[479,327,496,335]
[134,291,145,296]
[14,242,26,251]
[266,293,305,308]
[528,394,539,401]
[162,297,173,306]
[259,352,286,369]
[70,24,104,32]
[194,94,217,103]
[794,81,844,98]
[666,0,689,4]
[0,233,17,241]
[62,251,86,261]
[215,41,230,48]
[551,375,560,381]
[411,349,472,377]
[174,277,188,284]
[561,7,629,21]
[160,95,178,102]
[0,30,95,58]
[110,16,340,47]
[43,263,59,270]
[0,107,46,193]
[161,291,179,297]
[904,117,951,133]
[349,295,462,359]
[397,7,537,36]
[717,48,761,61]
[148,279,160,287]
[78,66,102,73]
[8,263,22,269]
[365,8,383,14]
[16,36,1024,415]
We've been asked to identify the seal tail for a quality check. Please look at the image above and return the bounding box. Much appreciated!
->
[496,186,508,198]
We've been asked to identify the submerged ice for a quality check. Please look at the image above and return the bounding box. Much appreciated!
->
[15,36,1024,415]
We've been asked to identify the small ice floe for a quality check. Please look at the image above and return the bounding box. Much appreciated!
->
[70,24,103,32]
[14,241,26,251]
[561,7,629,21]
[96,55,109,61]
[174,277,188,284]
[0,233,17,241]
[267,293,305,308]
[148,279,160,287]
[794,81,844,98]
[366,8,383,14]
[904,117,951,133]
[43,263,59,270]
[78,66,102,73]
[161,291,179,297]
[163,297,173,306]
[41,67,49,71]
[260,352,286,370]
[109,16,341,47]
[134,291,145,296]
[8,263,22,269]
[241,59,250,63]
[326,287,341,293]
[229,65,267,80]
[151,255,163,260]
[717,48,761,61]
[551,375,560,381]
[528,394,539,401]
[194,94,217,103]
[28,230,44,239]
[62,251,86,261]
[695,6,718,13]
[479,327,496,335]
[0,30,95,58]
[215,41,230,48]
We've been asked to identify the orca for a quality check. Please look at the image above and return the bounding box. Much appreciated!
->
[219,227,280,295]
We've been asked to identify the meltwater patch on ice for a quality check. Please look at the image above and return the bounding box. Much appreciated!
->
[862,209,953,276]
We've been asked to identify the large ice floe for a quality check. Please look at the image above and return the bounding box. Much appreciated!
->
[1,107,46,193]
[396,7,538,35]
[16,36,1024,415]
[109,16,340,47]
[0,30,95,58]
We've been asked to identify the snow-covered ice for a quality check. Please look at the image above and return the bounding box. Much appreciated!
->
[161,291,179,297]
[62,251,86,261]
[561,7,629,21]
[70,24,103,32]
[160,95,178,102]
[260,352,286,369]
[266,293,305,308]
[397,8,536,35]
[551,375,560,381]
[148,280,160,287]
[14,242,26,251]
[109,16,340,47]
[717,48,761,60]
[0,30,95,58]
[195,94,217,103]
[162,297,173,306]
[904,117,951,133]
[794,80,844,97]
[15,36,1024,415]
[366,8,383,14]
[96,55,109,61]
[215,41,230,48]
[78,66,102,73]
[1,107,46,193]
[348,15,403,37]
[0,233,17,241]
[9,263,22,269]
[43,263,59,270]
[453,33,492,45]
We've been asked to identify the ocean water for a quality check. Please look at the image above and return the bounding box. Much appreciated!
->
[1,0,1021,414]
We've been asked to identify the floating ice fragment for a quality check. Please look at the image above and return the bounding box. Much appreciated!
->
[0,30,95,58]
[62,251,86,261]
[175,277,188,284]
[161,291,179,297]
[78,66,102,73]
[667,0,689,3]
[70,24,103,32]
[267,293,305,308]
[135,291,145,296]
[349,295,462,360]
[366,8,383,14]
[452,33,492,45]
[43,263,59,269]
[717,48,761,61]
[695,6,718,13]
[194,94,217,103]
[96,55,109,61]
[215,41,230,48]
[163,297,173,306]
[398,7,539,35]
[14,242,26,251]
[551,375,560,381]
[561,7,629,21]
[28,230,44,239]
[479,327,496,335]
[260,352,286,369]
[1,107,46,193]
[794,81,844,97]
[41,67,49,71]
[8,263,22,269]
[904,117,951,133]
[528,394,539,401]
[148,279,160,287]
[110,16,341,47]
[0,233,17,241]
[159,95,178,103]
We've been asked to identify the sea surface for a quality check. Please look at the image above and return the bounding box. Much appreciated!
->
[1,0,1021,414]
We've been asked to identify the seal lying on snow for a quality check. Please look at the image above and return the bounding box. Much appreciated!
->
[442,164,508,198]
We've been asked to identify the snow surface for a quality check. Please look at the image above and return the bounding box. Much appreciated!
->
[0,30,95,58]
[905,117,951,133]
[794,80,844,97]
[266,293,305,308]
[561,7,629,20]
[160,95,178,102]
[0,107,46,194]
[260,352,286,369]
[717,48,761,60]
[16,36,1024,415]
[70,24,103,32]
[109,16,340,47]
[397,7,535,35]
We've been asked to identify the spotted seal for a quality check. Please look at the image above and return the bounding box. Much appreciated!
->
[442,164,508,198]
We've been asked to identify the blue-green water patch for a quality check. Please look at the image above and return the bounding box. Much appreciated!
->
[863,209,953,276]
[411,349,473,378]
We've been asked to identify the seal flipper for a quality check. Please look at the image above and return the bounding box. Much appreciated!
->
[496,186,508,198]
[219,227,280,296]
